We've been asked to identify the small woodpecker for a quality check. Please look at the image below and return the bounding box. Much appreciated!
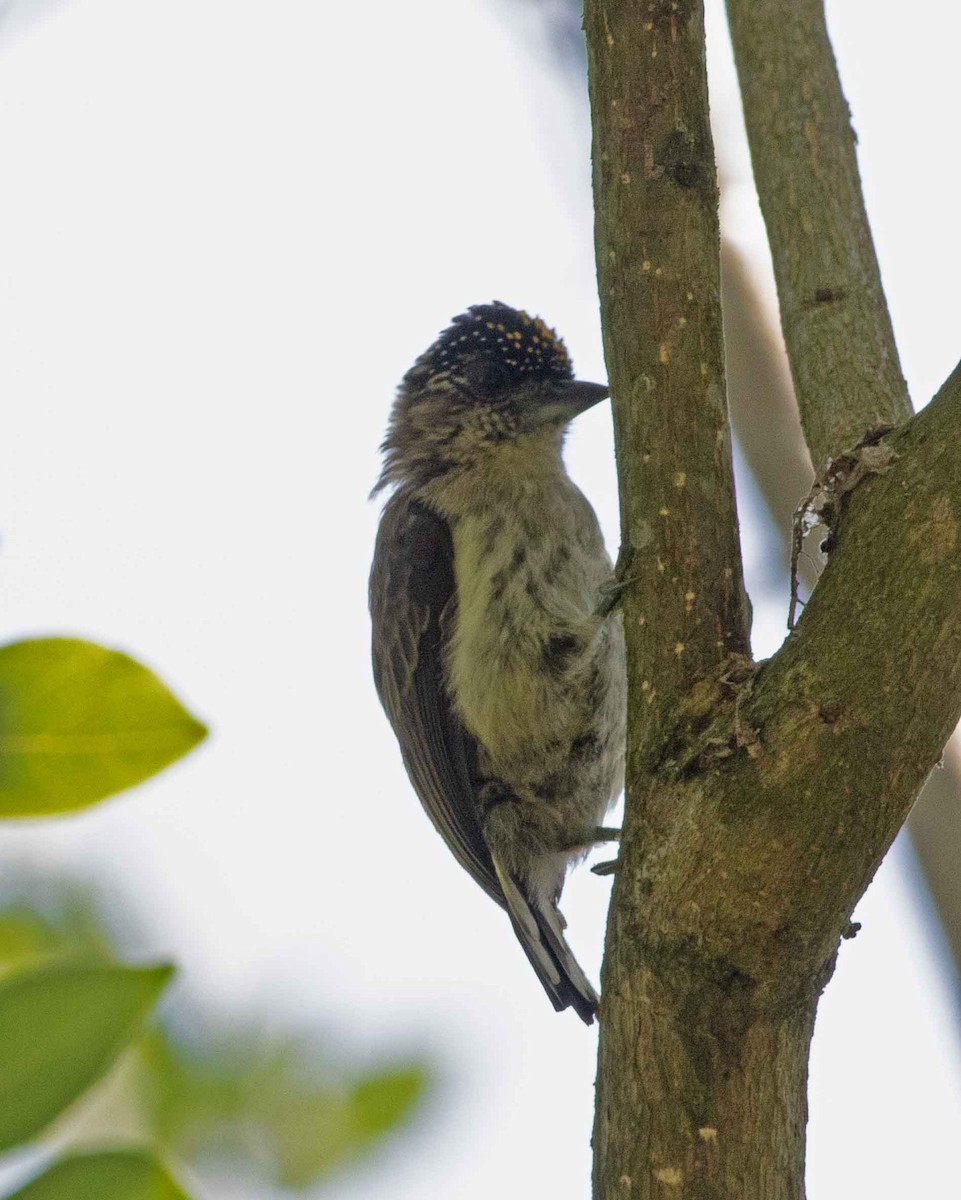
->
[369,302,626,1023]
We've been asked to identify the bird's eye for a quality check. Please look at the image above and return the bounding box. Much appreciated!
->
[461,356,513,398]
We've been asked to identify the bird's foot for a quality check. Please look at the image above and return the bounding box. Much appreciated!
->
[560,825,621,853]
[591,857,619,877]
[588,829,620,876]
[591,825,621,843]
[595,544,637,618]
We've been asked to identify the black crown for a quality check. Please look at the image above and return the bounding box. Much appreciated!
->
[411,302,574,387]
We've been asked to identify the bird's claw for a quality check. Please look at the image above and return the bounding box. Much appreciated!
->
[589,829,621,875]
[595,545,637,618]
[592,826,621,843]
[591,857,618,877]
[561,826,621,853]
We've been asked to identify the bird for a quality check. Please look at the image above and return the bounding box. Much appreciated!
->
[369,301,626,1023]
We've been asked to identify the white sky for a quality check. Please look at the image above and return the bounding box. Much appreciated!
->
[0,0,959,1197]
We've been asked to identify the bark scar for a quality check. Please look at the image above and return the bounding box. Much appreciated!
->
[789,424,899,628]
[659,653,761,776]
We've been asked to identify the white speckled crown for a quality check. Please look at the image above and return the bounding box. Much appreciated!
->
[413,301,573,384]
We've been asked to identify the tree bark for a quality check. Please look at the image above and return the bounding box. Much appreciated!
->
[583,0,751,758]
[595,963,813,1200]
[584,0,961,1196]
[724,0,911,465]
[722,243,961,993]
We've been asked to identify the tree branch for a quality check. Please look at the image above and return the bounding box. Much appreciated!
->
[724,1,961,996]
[725,0,912,466]
[584,0,751,761]
[585,0,961,1193]
[596,339,961,1196]
[723,242,961,992]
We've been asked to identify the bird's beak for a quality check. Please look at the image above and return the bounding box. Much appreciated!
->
[523,380,610,429]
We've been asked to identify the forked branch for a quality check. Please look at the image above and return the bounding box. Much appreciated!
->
[584,1,961,1197]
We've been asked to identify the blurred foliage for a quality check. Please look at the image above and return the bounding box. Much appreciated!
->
[145,1030,427,1190]
[0,875,431,1197]
[5,1149,189,1200]
[0,961,173,1153]
[0,5,427,1193]
[0,554,426,1200]
[0,638,207,818]
[0,635,209,1197]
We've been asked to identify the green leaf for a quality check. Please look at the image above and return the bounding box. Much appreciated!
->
[272,1065,428,1187]
[141,1025,430,1190]
[0,911,62,975]
[0,638,207,817]
[350,1067,426,1142]
[0,888,115,977]
[4,1149,189,1200]
[0,961,174,1152]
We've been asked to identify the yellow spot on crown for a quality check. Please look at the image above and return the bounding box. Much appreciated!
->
[674,471,687,487]
[659,344,670,364]
[659,506,669,516]
[674,642,685,656]
[654,1166,682,1186]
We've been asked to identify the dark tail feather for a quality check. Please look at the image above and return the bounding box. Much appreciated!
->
[493,861,599,1024]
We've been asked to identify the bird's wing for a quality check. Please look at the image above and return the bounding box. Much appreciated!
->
[370,492,504,908]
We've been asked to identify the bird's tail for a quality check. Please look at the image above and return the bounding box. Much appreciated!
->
[492,860,599,1024]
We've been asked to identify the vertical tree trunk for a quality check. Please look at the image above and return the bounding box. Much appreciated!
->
[594,967,813,1198]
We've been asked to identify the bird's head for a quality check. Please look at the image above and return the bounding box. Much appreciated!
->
[374,302,609,493]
